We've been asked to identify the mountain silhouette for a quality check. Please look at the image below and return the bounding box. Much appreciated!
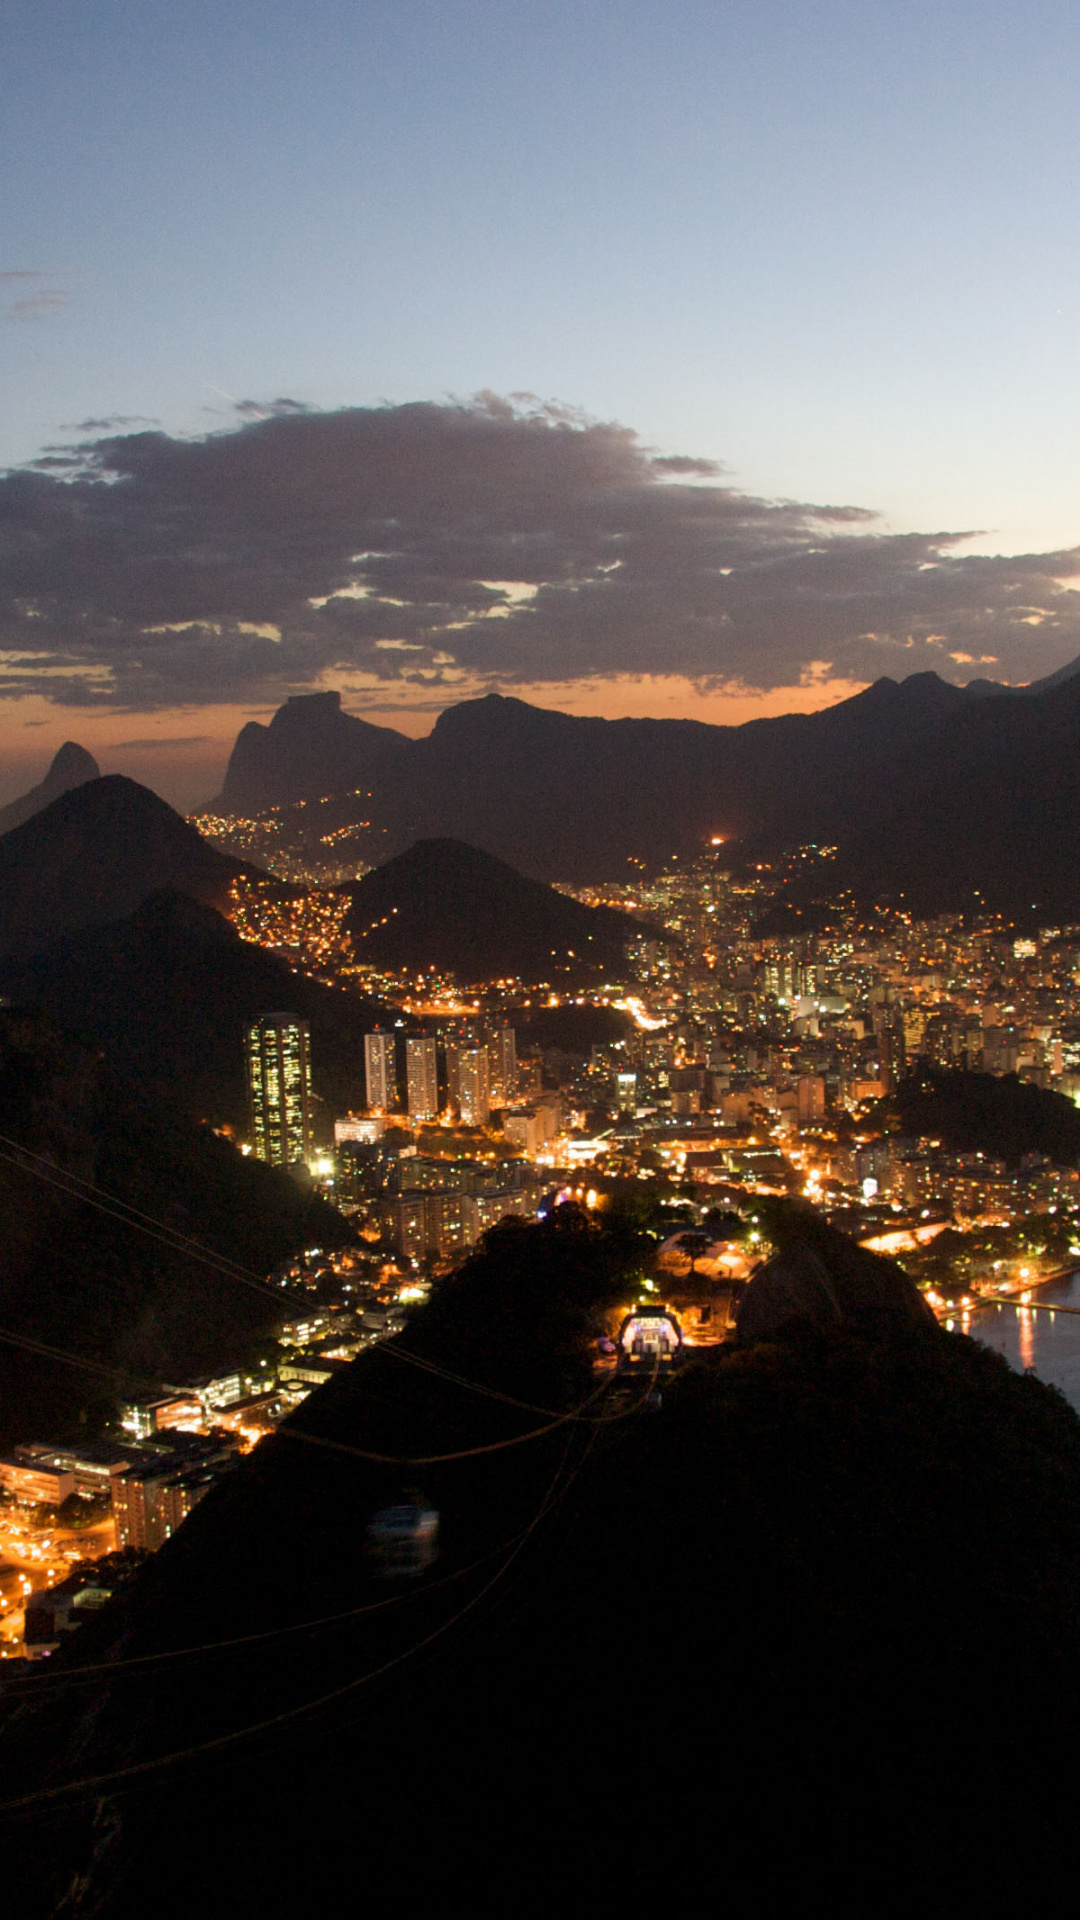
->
[0,740,99,835]
[770,670,1080,921]
[218,690,410,813]
[344,837,646,983]
[212,675,1007,881]
[0,775,257,957]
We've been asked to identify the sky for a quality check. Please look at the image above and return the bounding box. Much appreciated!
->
[5,0,1080,807]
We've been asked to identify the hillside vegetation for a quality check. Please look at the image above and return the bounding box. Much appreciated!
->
[0,1008,352,1447]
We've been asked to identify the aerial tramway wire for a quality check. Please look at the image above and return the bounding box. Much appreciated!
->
[0,1533,523,1696]
[0,1129,272,1285]
[0,1137,285,1305]
[0,1420,589,1815]
[2,1363,653,1701]
[0,1129,655,1428]
[0,1327,155,1387]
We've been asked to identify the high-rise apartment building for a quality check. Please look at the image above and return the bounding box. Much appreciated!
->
[246,1015,314,1165]
[458,1046,491,1127]
[796,1075,826,1126]
[406,1035,439,1123]
[364,1030,398,1111]
[487,1026,517,1104]
[443,1041,461,1115]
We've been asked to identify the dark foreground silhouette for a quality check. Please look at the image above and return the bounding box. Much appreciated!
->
[3,1212,1080,1909]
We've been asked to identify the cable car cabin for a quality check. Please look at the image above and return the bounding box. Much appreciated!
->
[616,1305,683,1370]
[366,1504,439,1579]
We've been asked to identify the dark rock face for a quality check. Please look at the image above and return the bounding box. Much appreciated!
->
[0,775,255,957]
[0,741,99,835]
[218,691,410,813]
[737,1232,935,1344]
[736,1245,845,1343]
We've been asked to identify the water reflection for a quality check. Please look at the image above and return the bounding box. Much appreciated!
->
[1019,1309,1035,1372]
[970,1274,1080,1413]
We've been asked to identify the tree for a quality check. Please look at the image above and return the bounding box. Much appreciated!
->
[675,1228,713,1276]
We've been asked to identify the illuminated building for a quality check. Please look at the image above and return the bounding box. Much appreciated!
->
[488,1025,517,1103]
[616,1070,638,1115]
[797,1075,826,1125]
[245,1014,314,1166]
[0,1456,75,1506]
[364,1030,398,1112]
[335,1113,385,1144]
[459,1045,491,1126]
[113,1464,218,1551]
[444,1040,463,1111]
[406,1035,439,1122]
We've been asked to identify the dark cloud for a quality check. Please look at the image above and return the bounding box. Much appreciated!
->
[61,415,162,433]
[111,735,213,750]
[0,393,1077,711]
[231,398,312,419]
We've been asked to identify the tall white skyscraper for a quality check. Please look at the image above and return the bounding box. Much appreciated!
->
[246,1014,314,1166]
[364,1031,397,1111]
[459,1045,491,1127]
[406,1035,439,1122]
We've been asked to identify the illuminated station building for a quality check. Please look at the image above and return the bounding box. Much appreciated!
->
[617,1305,684,1369]
[246,1014,314,1166]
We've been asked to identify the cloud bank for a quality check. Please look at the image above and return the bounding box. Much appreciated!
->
[1,393,1078,710]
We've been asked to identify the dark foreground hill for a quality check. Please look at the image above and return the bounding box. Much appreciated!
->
[5,1211,1080,1907]
[345,837,646,983]
[0,776,257,958]
[0,742,99,836]
[0,1008,352,1449]
[1,891,389,1129]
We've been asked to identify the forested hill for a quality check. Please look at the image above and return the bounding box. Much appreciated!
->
[888,1065,1080,1166]
[0,775,257,958]
[0,1007,352,1448]
[0,891,388,1130]
[345,837,644,984]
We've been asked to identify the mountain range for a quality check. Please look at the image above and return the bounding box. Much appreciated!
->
[208,663,1080,914]
[4,656,1080,956]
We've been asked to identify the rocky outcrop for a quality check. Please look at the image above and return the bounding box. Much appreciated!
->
[737,1229,935,1344]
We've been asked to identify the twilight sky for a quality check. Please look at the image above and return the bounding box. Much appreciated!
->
[5,0,1080,806]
